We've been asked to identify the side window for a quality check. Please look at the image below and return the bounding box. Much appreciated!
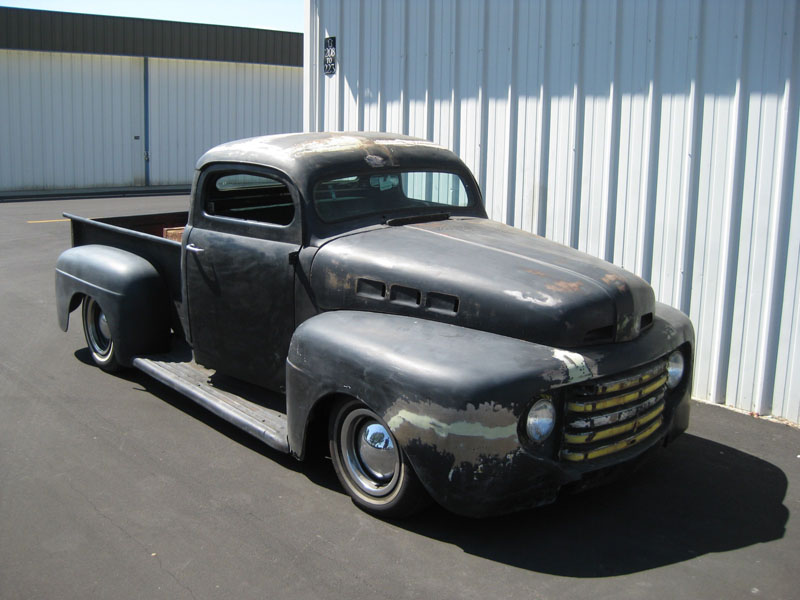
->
[205,172,294,226]
[401,172,469,206]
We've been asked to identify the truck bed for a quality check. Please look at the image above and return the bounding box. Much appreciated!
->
[65,210,188,334]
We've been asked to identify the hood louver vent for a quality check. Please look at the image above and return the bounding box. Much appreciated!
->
[355,278,459,316]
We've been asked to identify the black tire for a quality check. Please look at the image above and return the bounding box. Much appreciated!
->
[81,296,121,372]
[329,398,430,518]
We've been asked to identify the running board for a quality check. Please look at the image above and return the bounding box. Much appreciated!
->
[133,355,289,453]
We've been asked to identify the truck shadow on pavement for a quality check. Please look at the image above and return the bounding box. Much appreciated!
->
[397,432,789,577]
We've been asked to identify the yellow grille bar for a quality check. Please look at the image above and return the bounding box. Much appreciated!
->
[563,403,664,444]
[567,374,668,413]
[576,361,666,396]
[561,418,663,462]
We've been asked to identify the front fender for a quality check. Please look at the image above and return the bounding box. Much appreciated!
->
[286,308,694,517]
[55,245,169,365]
[285,311,600,515]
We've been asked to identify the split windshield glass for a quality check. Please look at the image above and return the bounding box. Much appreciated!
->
[313,171,472,223]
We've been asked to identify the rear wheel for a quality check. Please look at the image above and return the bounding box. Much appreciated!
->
[329,398,430,518]
[81,297,120,372]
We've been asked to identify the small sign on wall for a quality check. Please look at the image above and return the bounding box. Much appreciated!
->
[324,37,336,75]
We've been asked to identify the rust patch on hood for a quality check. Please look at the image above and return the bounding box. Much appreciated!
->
[602,272,630,293]
[546,280,583,293]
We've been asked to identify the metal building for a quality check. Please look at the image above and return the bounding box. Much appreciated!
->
[304,0,800,425]
[0,7,303,192]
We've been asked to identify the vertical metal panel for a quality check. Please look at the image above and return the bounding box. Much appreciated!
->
[577,0,618,261]
[0,50,144,190]
[649,0,701,310]
[429,0,458,152]
[380,0,407,134]
[405,1,431,139]
[613,0,658,276]
[147,58,303,185]
[724,0,798,415]
[774,89,800,423]
[318,0,342,131]
[454,0,485,186]
[361,1,381,130]
[306,0,800,424]
[482,0,515,224]
[513,0,548,235]
[689,0,747,410]
[1,50,302,192]
[544,0,582,246]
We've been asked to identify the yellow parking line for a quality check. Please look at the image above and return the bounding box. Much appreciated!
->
[27,218,70,223]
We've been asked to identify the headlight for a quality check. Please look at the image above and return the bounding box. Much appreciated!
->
[526,397,556,443]
[666,350,685,389]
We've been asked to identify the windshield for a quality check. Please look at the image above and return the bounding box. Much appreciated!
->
[313,171,472,223]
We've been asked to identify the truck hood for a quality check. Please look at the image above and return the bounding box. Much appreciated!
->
[310,217,655,348]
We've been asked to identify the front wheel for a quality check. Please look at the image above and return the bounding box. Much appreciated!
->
[329,398,430,518]
[81,297,120,372]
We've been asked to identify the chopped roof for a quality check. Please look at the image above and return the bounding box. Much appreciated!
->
[195,133,476,192]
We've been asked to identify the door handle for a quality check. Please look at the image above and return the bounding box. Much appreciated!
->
[186,243,205,254]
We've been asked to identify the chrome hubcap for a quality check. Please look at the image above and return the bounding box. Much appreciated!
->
[357,422,396,481]
[340,408,400,498]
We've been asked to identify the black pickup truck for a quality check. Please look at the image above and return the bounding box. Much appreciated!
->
[55,132,693,518]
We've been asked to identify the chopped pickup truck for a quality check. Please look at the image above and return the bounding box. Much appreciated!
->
[56,132,693,518]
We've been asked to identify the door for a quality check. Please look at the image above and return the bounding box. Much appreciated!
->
[184,166,301,391]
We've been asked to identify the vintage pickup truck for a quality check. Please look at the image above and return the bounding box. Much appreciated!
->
[55,132,693,518]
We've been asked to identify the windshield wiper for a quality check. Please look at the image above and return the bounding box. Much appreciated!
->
[385,212,450,227]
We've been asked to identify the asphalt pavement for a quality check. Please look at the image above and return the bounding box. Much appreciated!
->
[1,195,798,600]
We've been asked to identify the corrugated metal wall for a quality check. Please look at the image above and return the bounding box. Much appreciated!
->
[0,50,303,191]
[148,58,303,184]
[304,0,800,424]
[0,50,146,189]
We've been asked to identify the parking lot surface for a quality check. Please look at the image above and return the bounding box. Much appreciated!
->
[1,196,798,600]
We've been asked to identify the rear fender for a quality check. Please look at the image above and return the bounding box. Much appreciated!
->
[55,245,170,365]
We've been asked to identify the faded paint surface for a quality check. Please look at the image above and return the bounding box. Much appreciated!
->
[551,349,594,383]
[387,408,518,441]
[504,289,554,307]
[386,399,521,468]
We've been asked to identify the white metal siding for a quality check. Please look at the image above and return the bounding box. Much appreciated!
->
[0,50,303,191]
[305,0,800,424]
[147,58,303,185]
[0,50,145,189]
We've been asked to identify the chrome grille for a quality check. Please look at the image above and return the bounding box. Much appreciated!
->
[560,357,668,462]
